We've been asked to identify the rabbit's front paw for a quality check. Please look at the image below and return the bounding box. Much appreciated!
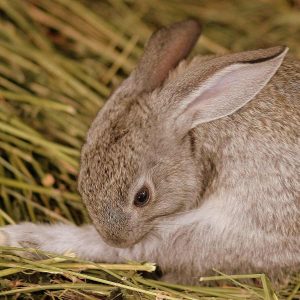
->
[0,223,47,258]
[0,230,9,246]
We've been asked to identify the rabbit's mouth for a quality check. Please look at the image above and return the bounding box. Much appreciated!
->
[96,223,152,248]
[101,232,148,248]
[102,235,134,248]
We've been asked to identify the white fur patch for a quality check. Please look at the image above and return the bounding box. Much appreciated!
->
[0,231,8,246]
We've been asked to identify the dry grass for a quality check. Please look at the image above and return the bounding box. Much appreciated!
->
[0,0,299,298]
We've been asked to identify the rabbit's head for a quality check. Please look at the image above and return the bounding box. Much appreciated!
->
[78,20,288,248]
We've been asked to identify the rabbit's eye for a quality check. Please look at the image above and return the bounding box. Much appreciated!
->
[134,186,150,207]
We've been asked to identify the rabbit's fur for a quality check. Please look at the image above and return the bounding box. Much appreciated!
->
[1,20,299,285]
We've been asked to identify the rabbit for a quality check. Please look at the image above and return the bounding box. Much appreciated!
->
[0,19,299,285]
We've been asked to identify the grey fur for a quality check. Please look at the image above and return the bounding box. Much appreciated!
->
[1,20,299,285]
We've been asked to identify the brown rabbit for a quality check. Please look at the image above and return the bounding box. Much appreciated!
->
[0,20,299,285]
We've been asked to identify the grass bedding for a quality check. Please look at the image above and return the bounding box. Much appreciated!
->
[0,0,299,299]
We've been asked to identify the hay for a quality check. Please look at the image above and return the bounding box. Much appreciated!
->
[0,0,299,298]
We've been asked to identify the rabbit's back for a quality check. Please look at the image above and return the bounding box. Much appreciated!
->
[191,55,300,236]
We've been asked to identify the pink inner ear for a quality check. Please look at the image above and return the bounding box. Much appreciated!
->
[185,67,238,112]
[179,50,286,128]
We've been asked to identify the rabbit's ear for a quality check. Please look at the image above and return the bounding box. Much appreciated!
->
[174,46,288,133]
[134,19,201,92]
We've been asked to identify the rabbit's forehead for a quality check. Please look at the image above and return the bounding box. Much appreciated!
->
[88,91,154,139]
[91,103,151,150]
[79,89,164,200]
[80,124,149,202]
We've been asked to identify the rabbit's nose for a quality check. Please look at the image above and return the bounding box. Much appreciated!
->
[99,228,133,248]
[104,207,129,230]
